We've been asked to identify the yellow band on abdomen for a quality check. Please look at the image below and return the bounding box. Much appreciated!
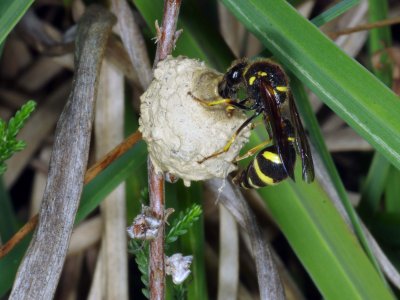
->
[262,151,282,164]
[254,158,274,185]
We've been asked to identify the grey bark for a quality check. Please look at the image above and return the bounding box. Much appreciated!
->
[9,6,115,300]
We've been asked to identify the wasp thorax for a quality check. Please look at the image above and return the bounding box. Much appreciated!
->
[139,56,250,186]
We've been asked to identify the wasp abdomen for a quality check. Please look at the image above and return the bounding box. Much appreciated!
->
[236,145,296,189]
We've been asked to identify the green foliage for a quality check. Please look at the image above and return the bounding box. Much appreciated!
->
[167,182,207,300]
[0,179,18,241]
[128,203,202,299]
[0,0,34,45]
[0,100,36,175]
[311,0,360,27]
[76,140,147,223]
[127,187,150,298]
[172,283,187,300]
[166,204,202,244]
[128,240,150,299]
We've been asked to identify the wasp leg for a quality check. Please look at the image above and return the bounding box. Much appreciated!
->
[226,98,255,116]
[188,92,253,111]
[198,112,260,163]
[234,139,271,162]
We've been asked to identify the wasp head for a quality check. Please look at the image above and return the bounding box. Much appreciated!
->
[218,60,248,98]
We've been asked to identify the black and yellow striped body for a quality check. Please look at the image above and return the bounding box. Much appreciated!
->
[235,126,296,189]
[236,144,296,188]
[205,58,315,188]
[243,60,289,106]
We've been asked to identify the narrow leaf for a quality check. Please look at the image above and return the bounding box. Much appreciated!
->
[0,0,34,45]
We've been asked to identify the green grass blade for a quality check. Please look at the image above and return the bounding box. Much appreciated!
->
[367,0,392,85]
[358,0,392,217]
[238,119,393,298]
[369,213,400,246]
[243,104,392,298]
[359,154,390,214]
[0,232,32,297]
[364,0,400,218]
[165,182,207,300]
[221,0,400,173]
[311,0,360,27]
[0,178,18,241]
[385,167,400,213]
[290,75,387,284]
[174,183,207,300]
[259,180,394,299]
[0,0,34,45]
[357,6,400,289]
[76,140,147,223]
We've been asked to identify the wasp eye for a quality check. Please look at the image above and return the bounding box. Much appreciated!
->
[232,70,240,80]
[227,65,244,84]
[218,62,247,98]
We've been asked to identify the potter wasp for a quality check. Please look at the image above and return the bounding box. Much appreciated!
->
[189,58,314,188]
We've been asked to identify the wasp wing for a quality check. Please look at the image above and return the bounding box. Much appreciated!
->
[288,93,315,183]
[259,80,295,181]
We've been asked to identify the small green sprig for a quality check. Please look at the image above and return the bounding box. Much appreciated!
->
[0,100,36,175]
[173,283,187,300]
[128,240,150,298]
[127,187,150,298]
[128,202,202,299]
[166,204,202,244]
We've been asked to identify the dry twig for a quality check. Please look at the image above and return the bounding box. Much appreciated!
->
[111,0,152,88]
[328,16,400,39]
[206,178,285,300]
[148,1,182,299]
[94,59,128,299]
[8,6,115,299]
